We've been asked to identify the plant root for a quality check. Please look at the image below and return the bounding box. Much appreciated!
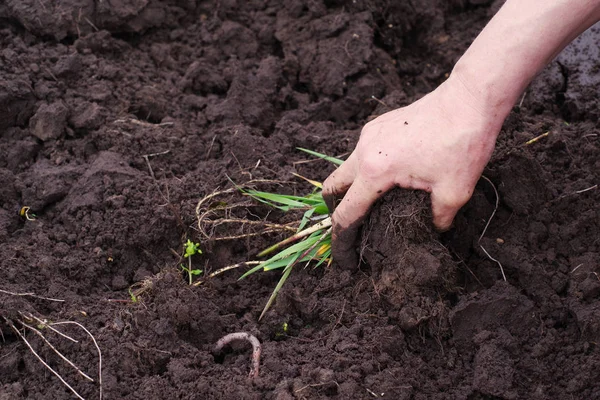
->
[479,176,507,281]
[195,179,298,242]
[214,332,262,378]
[4,317,90,400]
[0,288,64,302]
[0,290,103,400]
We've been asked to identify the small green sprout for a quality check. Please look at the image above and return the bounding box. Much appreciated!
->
[128,288,138,303]
[19,206,37,221]
[181,239,203,285]
[276,321,289,337]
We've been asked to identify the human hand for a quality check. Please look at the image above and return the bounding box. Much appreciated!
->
[322,74,505,268]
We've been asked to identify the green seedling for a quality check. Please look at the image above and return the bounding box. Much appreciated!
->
[275,321,290,337]
[181,239,203,285]
[128,288,138,303]
[238,148,343,320]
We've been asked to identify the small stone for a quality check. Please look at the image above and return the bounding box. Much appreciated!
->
[52,53,82,78]
[29,101,69,141]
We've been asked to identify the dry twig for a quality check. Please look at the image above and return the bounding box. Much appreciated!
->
[0,288,64,302]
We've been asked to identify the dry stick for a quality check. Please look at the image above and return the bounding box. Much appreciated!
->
[479,176,507,281]
[214,332,262,378]
[142,150,171,181]
[114,119,174,128]
[524,131,550,146]
[571,263,584,274]
[193,261,262,286]
[574,184,598,194]
[4,318,86,400]
[518,91,527,108]
[205,135,217,160]
[19,321,94,382]
[556,184,598,200]
[370,95,389,108]
[51,321,103,400]
[0,288,64,302]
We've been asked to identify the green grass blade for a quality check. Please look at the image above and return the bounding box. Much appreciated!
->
[261,235,321,267]
[259,263,294,320]
[245,190,323,208]
[297,147,344,166]
[239,261,266,280]
[298,208,315,231]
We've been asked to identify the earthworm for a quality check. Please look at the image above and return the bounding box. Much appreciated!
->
[214,332,261,378]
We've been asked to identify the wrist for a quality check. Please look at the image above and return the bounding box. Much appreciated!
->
[447,59,518,127]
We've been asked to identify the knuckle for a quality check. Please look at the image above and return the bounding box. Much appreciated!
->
[359,122,378,139]
[359,153,388,180]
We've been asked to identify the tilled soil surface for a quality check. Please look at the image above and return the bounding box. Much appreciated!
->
[1,1,599,399]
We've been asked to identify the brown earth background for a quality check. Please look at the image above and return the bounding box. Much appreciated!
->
[0,1,599,399]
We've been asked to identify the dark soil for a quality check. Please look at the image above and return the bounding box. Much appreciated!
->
[1,1,599,399]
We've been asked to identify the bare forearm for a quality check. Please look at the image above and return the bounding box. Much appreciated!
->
[450,0,600,125]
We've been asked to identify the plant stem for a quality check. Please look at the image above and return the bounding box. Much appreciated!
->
[257,217,332,257]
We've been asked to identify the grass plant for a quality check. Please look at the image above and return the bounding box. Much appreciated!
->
[238,149,343,320]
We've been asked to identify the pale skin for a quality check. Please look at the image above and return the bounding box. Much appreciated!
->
[323,0,600,267]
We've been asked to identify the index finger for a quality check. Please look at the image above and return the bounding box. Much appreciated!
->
[331,176,392,268]
[322,152,358,213]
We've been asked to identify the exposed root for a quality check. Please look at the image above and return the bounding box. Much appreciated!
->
[4,317,87,400]
[51,321,103,400]
[0,290,103,399]
[479,176,507,281]
[195,179,299,242]
[0,288,64,302]
[214,332,262,378]
[19,319,94,382]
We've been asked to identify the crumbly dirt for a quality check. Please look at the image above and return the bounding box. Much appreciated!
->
[0,1,599,399]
